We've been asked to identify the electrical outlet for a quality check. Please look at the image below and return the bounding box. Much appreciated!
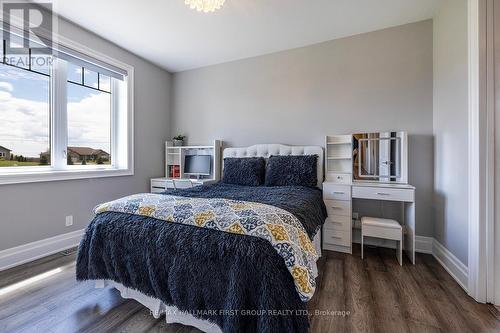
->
[65,215,73,227]
[352,212,359,220]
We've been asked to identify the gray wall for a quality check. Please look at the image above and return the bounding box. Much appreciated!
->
[0,18,172,251]
[172,20,435,237]
[433,0,468,265]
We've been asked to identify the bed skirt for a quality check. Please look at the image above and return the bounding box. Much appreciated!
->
[93,230,322,333]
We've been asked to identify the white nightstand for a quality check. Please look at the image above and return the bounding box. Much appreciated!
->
[150,178,216,193]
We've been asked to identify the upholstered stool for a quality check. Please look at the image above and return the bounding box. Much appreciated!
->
[361,217,403,265]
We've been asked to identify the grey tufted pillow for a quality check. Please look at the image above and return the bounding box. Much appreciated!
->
[265,155,318,187]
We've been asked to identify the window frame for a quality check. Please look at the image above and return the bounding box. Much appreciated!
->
[0,32,134,185]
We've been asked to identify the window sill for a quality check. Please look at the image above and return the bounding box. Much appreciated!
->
[0,168,134,185]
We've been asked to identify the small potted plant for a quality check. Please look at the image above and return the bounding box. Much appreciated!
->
[173,134,185,146]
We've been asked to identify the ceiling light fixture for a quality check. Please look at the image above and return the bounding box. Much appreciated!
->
[185,0,225,13]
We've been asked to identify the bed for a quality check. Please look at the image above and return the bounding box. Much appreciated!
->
[76,144,327,333]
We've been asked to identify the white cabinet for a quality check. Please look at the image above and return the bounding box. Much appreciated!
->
[322,182,352,254]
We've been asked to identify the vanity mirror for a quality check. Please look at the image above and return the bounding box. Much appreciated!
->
[352,131,408,184]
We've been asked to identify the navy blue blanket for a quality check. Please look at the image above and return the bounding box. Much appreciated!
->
[165,183,327,239]
[76,184,327,333]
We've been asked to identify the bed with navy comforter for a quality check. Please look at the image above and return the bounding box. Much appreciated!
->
[76,183,327,333]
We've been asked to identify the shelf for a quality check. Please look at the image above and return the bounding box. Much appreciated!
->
[327,171,353,174]
[326,135,351,145]
[327,156,351,160]
[167,145,214,149]
[167,152,180,155]
[326,142,351,145]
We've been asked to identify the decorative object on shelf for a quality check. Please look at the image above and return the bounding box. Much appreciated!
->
[172,135,185,147]
[184,0,225,13]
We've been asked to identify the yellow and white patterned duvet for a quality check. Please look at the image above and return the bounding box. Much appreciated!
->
[94,193,319,301]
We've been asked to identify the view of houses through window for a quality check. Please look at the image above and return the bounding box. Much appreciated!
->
[0,41,112,167]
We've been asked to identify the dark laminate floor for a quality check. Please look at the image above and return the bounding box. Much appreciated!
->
[1,245,499,333]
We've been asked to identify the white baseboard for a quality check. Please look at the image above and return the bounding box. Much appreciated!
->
[415,237,468,292]
[432,239,469,292]
[0,229,85,271]
[415,236,433,254]
[0,229,469,294]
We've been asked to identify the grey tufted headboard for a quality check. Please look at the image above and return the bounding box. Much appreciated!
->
[223,144,324,188]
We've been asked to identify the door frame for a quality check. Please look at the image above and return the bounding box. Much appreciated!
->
[467,0,488,303]
[468,0,498,304]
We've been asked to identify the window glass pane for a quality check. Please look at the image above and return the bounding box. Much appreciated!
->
[31,55,51,76]
[3,35,29,69]
[67,82,111,165]
[67,63,82,84]
[98,74,110,92]
[0,62,50,167]
[83,68,98,89]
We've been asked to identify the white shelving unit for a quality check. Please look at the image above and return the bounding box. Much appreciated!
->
[165,140,222,181]
[323,135,354,254]
[325,135,353,184]
[151,140,222,193]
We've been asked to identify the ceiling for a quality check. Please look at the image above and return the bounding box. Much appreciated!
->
[52,0,443,73]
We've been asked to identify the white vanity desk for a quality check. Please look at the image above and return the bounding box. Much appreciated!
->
[323,133,416,264]
[322,181,416,264]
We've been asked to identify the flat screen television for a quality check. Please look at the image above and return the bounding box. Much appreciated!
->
[184,155,211,177]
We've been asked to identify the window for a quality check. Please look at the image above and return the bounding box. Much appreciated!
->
[0,33,133,184]
[0,40,51,168]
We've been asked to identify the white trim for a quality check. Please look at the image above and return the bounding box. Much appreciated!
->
[0,168,134,185]
[415,236,433,254]
[433,239,469,292]
[52,58,68,171]
[0,229,85,271]
[485,0,496,304]
[468,0,488,303]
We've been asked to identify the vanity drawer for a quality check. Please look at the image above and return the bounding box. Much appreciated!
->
[352,186,414,202]
[324,199,351,217]
[323,228,350,247]
[323,184,351,201]
[329,173,351,184]
[324,215,351,231]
